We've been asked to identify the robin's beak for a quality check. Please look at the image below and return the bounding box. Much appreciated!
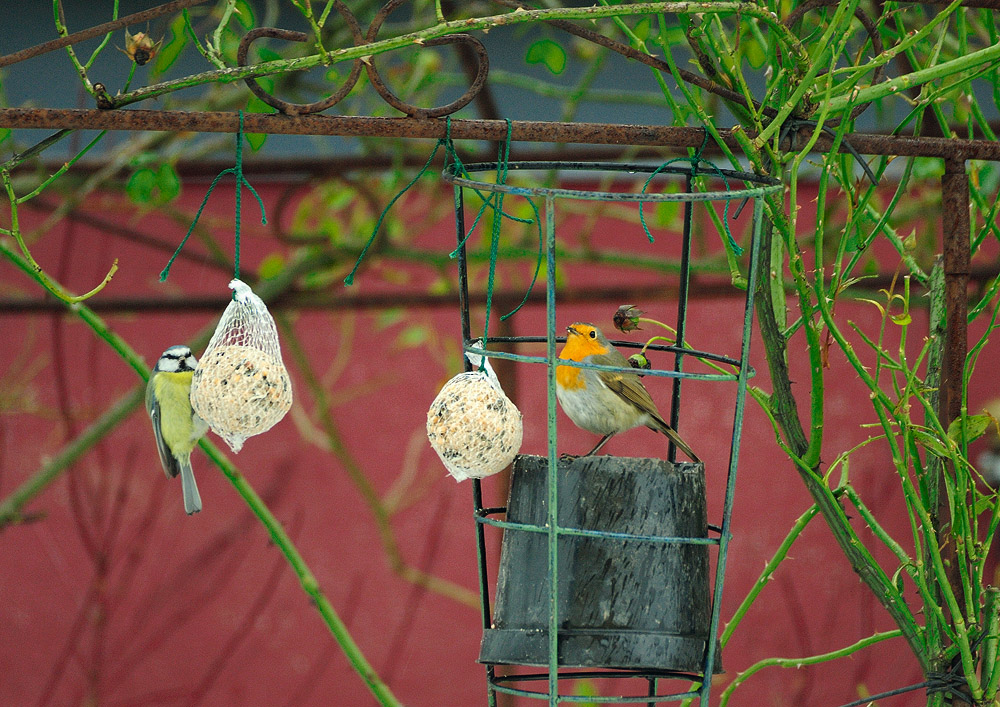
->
[566,325,579,337]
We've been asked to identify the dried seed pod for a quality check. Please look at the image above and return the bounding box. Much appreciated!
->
[121,29,162,65]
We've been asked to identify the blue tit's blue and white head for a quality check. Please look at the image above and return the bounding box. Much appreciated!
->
[146,345,208,515]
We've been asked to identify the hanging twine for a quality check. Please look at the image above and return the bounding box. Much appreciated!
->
[344,117,544,370]
[160,110,267,283]
[638,129,743,256]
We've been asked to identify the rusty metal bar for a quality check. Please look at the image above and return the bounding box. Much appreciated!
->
[937,158,972,642]
[0,0,211,69]
[4,108,1000,160]
[940,158,971,424]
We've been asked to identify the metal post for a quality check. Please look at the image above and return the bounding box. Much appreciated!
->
[939,157,971,707]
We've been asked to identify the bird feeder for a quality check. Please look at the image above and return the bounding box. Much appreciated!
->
[442,160,780,706]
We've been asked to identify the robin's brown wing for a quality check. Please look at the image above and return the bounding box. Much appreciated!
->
[597,369,661,418]
[597,369,700,463]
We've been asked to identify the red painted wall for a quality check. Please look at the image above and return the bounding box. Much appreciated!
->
[1,178,993,706]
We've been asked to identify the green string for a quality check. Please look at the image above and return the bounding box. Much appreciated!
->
[343,130,450,286]
[345,119,542,315]
[160,110,267,283]
[443,122,543,337]
[478,119,513,365]
[343,117,545,369]
[637,129,742,256]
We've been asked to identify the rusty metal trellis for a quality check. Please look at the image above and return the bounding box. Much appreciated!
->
[0,1,992,705]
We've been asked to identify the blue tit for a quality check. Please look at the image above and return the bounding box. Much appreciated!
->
[146,345,209,515]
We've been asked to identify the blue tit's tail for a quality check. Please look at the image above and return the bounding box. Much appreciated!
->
[178,456,202,515]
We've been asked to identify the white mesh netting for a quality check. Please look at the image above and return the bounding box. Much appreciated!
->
[426,344,522,482]
[191,279,293,452]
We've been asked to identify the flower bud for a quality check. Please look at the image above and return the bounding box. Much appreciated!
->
[614,304,644,333]
[628,353,651,370]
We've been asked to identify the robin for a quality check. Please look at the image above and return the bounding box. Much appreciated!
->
[555,323,700,462]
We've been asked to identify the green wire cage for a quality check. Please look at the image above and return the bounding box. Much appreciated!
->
[443,159,781,706]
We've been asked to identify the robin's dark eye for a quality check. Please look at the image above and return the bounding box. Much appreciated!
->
[589,330,596,338]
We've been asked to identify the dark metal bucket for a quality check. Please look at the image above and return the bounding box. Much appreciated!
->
[479,454,720,672]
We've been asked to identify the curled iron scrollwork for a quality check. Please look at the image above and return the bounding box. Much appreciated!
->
[236,0,885,126]
[237,3,364,117]
[237,0,488,118]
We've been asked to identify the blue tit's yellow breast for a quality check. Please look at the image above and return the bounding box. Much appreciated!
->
[153,370,198,453]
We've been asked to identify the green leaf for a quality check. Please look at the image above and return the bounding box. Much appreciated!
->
[857,298,886,317]
[397,325,429,348]
[913,429,950,458]
[948,414,992,444]
[256,46,282,64]
[659,25,685,46]
[232,0,256,30]
[246,132,267,152]
[126,168,157,204]
[890,564,907,594]
[633,17,652,42]
[0,128,10,146]
[155,163,181,203]
[742,34,766,69]
[526,39,566,75]
[376,308,405,329]
[428,276,451,295]
[259,252,285,280]
[153,14,188,75]
[573,678,600,707]
[889,310,912,326]
[655,200,681,229]
[126,164,180,205]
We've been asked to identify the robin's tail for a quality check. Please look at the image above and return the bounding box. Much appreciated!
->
[649,415,700,463]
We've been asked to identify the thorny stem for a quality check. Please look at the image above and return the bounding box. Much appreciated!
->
[104,2,803,109]
[718,630,905,706]
[0,240,403,704]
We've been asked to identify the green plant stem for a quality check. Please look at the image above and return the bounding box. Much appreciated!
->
[3,171,118,303]
[0,386,145,529]
[84,0,119,70]
[825,28,1000,114]
[108,2,804,109]
[982,587,1000,702]
[53,0,95,95]
[207,0,239,68]
[721,502,820,646]
[753,0,862,148]
[749,210,930,670]
[1,239,402,704]
[718,630,903,706]
[2,129,74,173]
[812,256,981,696]
[16,130,108,204]
[198,439,402,707]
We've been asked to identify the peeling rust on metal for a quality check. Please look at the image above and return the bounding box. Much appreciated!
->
[940,158,972,424]
[4,108,1000,160]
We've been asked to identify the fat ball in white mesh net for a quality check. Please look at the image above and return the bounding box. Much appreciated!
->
[191,279,292,452]
[427,341,523,481]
